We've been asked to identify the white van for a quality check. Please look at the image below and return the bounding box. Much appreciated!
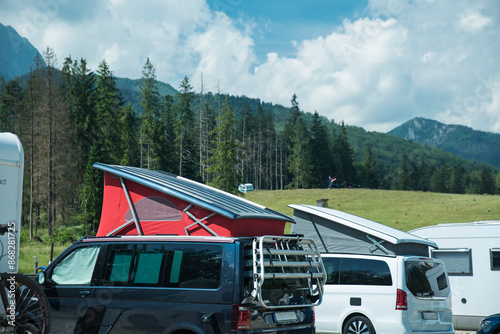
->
[289,205,454,334]
[411,221,500,331]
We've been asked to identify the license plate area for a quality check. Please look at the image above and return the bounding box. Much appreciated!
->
[274,311,297,323]
[422,311,438,320]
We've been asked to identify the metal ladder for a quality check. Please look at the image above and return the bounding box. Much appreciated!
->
[251,235,326,309]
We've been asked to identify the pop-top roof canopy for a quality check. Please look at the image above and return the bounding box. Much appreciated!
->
[93,163,293,237]
[289,204,437,257]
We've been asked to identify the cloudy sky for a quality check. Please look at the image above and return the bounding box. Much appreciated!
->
[1,0,499,133]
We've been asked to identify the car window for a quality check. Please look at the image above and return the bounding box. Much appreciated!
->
[51,245,101,285]
[323,258,340,284]
[169,244,222,289]
[102,243,222,289]
[339,258,392,286]
[405,260,450,298]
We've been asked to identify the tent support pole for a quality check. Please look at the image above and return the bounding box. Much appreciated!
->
[183,204,218,236]
[120,177,143,235]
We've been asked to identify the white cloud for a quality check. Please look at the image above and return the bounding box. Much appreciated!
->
[460,12,493,32]
[1,0,499,133]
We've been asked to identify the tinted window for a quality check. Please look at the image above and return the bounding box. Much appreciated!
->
[323,258,340,284]
[103,243,222,289]
[168,244,222,289]
[431,249,472,276]
[51,245,101,285]
[405,260,450,298]
[490,249,500,270]
[339,258,392,286]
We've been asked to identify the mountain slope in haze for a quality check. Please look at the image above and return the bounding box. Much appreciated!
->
[389,117,500,169]
[0,23,45,80]
[116,77,178,112]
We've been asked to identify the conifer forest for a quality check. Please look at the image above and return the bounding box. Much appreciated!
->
[1,48,498,239]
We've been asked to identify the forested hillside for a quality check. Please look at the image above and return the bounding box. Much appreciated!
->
[1,51,499,241]
[389,117,500,168]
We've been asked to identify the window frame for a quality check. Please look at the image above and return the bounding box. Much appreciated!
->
[322,257,392,286]
[101,242,223,289]
[490,248,500,271]
[50,244,102,286]
[431,248,473,276]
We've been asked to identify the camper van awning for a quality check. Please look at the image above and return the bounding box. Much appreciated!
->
[289,204,437,256]
[93,163,293,223]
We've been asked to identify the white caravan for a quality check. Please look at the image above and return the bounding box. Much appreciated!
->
[289,205,454,334]
[0,132,24,273]
[411,222,500,331]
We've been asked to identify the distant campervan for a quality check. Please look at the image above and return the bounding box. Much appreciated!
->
[410,221,500,331]
[238,183,254,193]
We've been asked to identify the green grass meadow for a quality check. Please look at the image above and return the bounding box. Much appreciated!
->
[18,188,500,274]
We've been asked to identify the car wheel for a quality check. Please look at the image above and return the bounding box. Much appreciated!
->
[342,315,375,334]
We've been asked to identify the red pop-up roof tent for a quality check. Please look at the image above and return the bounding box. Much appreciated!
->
[93,163,294,237]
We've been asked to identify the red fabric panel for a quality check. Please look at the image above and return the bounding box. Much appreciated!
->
[96,172,286,237]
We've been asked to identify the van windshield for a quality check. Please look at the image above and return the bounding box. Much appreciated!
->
[405,260,450,298]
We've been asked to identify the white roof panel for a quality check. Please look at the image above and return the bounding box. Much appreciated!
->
[289,204,437,248]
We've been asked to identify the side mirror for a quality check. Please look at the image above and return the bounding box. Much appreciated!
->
[36,271,52,287]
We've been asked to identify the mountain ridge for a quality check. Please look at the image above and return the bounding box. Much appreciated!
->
[389,117,500,169]
[0,23,45,80]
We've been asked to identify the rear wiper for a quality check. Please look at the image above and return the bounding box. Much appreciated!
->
[418,291,434,297]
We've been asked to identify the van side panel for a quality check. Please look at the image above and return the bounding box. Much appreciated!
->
[93,242,235,334]
[316,255,401,334]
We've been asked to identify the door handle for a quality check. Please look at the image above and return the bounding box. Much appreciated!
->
[79,290,91,298]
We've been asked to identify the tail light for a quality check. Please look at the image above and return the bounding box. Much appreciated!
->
[232,305,251,331]
[312,307,315,324]
[396,289,408,310]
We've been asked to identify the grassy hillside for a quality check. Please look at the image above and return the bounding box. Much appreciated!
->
[244,188,500,232]
[18,188,500,274]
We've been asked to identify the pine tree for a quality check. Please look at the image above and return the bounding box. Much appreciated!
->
[430,164,449,193]
[450,165,466,194]
[362,145,379,189]
[175,76,197,179]
[395,154,411,190]
[119,103,139,166]
[335,121,356,185]
[208,97,240,194]
[156,94,176,172]
[310,112,333,188]
[238,99,253,184]
[81,144,103,235]
[479,166,495,194]
[69,58,97,171]
[139,57,161,169]
[287,117,312,189]
[282,94,302,187]
[95,59,123,164]
[0,79,23,133]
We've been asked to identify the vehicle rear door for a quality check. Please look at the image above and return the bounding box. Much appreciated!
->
[404,257,454,332]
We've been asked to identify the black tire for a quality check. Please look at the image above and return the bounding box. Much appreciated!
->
[0,272,50,334]
[342,315,375,334]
